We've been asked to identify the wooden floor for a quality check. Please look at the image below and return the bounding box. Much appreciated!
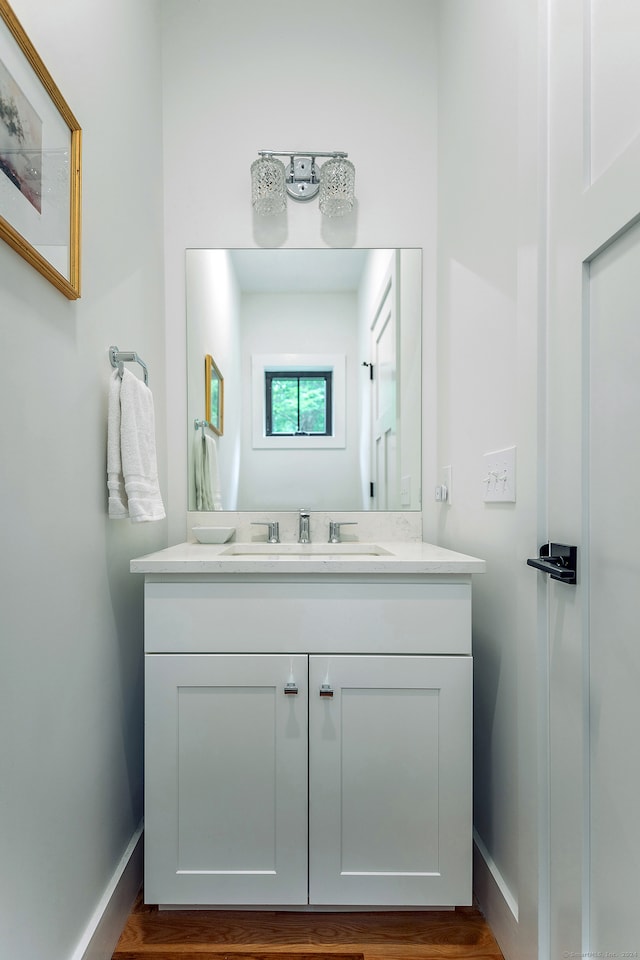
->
[112,892,504,960]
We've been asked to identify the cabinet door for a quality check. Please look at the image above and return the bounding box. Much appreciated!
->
[308,655,472,906]
[145,654,308,904]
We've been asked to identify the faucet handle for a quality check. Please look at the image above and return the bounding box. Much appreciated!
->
[251,521,280,543]
[328,521,357,544]
[298,509,312,544]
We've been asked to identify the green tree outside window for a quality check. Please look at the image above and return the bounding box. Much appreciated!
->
[266,371,332,436]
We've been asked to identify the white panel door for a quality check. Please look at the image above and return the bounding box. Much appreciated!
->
[308,655,472,906]
[546,1,640,955]
[588,224,640,952]
[369,264,398,509]
[145,654,308,905]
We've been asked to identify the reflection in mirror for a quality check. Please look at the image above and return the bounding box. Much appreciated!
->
[204,354,224,436]
[186,248,422,512]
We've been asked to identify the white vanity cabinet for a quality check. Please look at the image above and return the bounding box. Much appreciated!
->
[139,563,480,910]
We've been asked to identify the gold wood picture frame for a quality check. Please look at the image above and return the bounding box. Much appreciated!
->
[205,354,224,436]
[0,0,81,299]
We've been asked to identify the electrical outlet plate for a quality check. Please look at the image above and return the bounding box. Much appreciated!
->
[482,446,516,502]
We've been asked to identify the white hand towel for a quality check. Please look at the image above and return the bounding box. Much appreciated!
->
[117,369,165,522]
[194,432,205,511]
[203,433,223,511]
[119,368,165,522]
[107,370,128,518]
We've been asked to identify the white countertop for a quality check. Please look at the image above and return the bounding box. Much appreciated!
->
[131,540,486,576]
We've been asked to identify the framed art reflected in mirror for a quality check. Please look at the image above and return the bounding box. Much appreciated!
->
[205,354,223,436]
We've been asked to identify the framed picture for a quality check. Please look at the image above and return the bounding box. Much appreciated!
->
[0,0,81,299]
[205,354,224,436]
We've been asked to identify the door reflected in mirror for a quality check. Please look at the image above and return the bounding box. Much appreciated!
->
[186,248,422,512]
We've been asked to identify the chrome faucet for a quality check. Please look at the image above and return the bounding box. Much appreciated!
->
[251,520,280,543]
[298,509,311,544]
[328,520,357,544]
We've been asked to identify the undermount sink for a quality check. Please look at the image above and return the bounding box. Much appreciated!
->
[220,542,394,557]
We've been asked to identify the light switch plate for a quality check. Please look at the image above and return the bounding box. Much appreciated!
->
[482,446,516,502]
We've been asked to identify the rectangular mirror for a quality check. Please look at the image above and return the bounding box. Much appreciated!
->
[186,248,422,512]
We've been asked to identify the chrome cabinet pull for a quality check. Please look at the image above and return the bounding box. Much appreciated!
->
[319,684,334,698]
[284,682,298,695]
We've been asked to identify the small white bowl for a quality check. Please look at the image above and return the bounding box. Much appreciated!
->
[192,526,235,544]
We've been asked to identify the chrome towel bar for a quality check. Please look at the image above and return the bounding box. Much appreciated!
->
[109,345,149,385]
[194,418,216,435]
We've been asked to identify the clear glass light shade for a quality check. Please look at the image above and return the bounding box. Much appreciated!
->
[251,156,286,215]
[318,157,355,217]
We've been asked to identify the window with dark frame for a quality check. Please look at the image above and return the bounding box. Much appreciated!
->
[265,370,333,437]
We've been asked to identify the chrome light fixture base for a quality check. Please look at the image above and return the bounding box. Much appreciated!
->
[286,156,320,201]
[252,150,354,216]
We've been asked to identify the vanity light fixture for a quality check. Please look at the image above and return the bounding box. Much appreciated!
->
[251,150,355,217]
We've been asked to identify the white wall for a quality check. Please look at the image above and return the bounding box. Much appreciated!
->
[436,1,542,958]
[437,0,519,895]
[160,0,439,544]
[0,2,167,958]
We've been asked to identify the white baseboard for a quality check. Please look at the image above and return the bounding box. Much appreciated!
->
[69,825,518,959]
[473,830,519,960]
[70,821,143,960]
